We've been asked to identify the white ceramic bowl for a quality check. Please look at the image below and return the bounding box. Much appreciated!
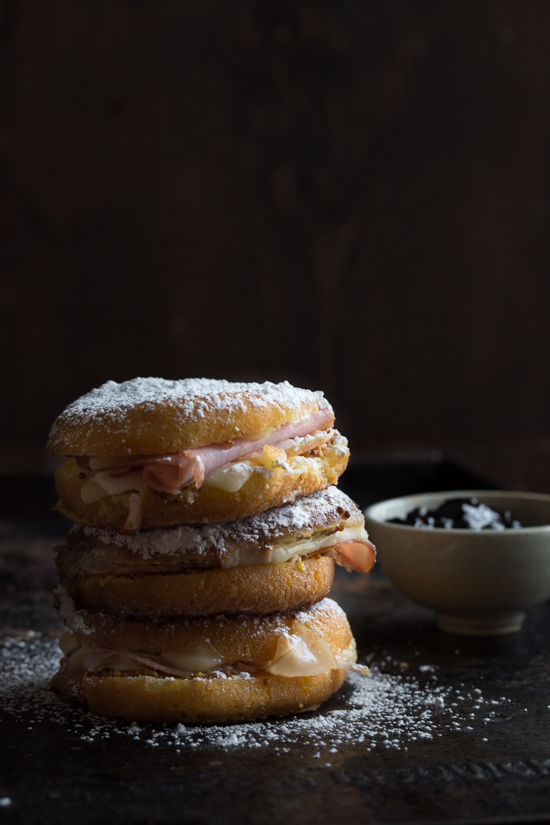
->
[364,490,550,636]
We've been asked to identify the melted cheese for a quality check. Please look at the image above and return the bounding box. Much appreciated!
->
[219,523,370,569]
[81,479,110,503]
[66,633,358,680]
[82,430,331,501]
[271,524,369,563]
[161,641,227,673]
[268,623,339,677]
[201,461,254,492]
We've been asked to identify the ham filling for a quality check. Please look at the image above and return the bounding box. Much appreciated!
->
[61,625,368,682]
[327,540,376,575]
[78,408,335,501]
[66,529,376,577]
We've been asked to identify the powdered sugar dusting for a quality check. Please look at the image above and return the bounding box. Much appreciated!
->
[0,636,511,755]
[48,378,329,449]
[295,597,345,627]
[72,487,362,559]
[53,585,91,635]
[67,378,327,414]
[73,599,344,646]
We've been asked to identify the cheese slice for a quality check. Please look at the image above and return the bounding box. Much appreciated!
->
[64,633,360,680]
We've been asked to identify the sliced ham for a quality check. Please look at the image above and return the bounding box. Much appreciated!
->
[85,407,334,496]
[65,625,366,680]
[328,539,376,574]
[66,646,197,679]
[144,407,334,493]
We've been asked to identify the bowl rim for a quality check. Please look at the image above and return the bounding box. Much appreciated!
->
[364,489,550,534]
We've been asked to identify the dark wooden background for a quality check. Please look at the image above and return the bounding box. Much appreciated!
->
[1,0,550,463]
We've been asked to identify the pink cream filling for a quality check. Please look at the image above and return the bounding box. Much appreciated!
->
[83,407,335,496]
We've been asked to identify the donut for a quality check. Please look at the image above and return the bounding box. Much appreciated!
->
[78,670,347,724]
[54,488,376,617]
[47,378,332,456]
[56,555,335,619]
[50,598,364,723]
[47,378,349,530]
[47,379,374,724]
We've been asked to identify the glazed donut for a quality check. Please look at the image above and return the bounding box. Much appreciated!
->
[54,488,375,617]
[51,598,362,723]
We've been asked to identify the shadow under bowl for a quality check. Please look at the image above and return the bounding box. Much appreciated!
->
[364,490,550,636]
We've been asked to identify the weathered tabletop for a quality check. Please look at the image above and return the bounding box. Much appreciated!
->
[0,458,549,825]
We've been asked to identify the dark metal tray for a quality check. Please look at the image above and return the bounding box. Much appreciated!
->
[1,456,550,825]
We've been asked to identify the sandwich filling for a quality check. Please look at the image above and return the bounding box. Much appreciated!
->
[74,408,337,503]
[62,523,375,576]
[59,628,365,682]
[62,487,376,575]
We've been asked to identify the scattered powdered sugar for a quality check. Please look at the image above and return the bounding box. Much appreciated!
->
[48,378,329,449]
[71,486,362,559]
[0,636,510,756]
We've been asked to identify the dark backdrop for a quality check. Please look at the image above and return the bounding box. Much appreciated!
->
[1,0,549,457]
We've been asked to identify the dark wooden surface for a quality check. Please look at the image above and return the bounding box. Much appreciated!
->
[1,1,550,454]
[3,567,550,825]
[1,457,550,825]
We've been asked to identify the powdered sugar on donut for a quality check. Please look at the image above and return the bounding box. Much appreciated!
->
[71,487,362,561]
[295,597,347,627]
[48,378,329,451]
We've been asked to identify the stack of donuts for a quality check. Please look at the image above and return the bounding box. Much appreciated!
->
[47,378,375,723]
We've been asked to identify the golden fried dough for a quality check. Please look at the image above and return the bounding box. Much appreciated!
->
[47,377,332,456]
[51,599,354,723]
[56,555,335,619]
